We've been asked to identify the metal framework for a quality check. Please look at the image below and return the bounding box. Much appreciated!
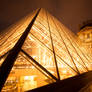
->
[0,8,92,92]
[0,8,41,91]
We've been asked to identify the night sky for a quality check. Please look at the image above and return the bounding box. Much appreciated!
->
[0,0,92,33]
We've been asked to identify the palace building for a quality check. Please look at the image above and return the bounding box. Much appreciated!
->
[77,21,92,57]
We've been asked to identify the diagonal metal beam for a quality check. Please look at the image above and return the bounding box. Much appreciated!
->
[0,50,10,60]
[20,51,54,83]
[0,8,41,91]
[46,11,60,80]
[56,20,89,71]
[54,19,90,71]
[30,33,78,74]
[21,49,58,81]
[51,16,80,74]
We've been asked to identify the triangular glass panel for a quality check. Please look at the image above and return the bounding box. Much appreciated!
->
[0,8,92,91]
[2,51,54,92]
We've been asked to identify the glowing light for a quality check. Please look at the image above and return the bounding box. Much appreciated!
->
[24,76,29,80]
[1,9,92,92]
[62,70,67,74]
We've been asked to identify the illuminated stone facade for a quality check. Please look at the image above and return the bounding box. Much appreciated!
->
[77,25,92,58]
[0,9,92,92]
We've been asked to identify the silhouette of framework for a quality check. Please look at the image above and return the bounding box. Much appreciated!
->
[0,8,92,91]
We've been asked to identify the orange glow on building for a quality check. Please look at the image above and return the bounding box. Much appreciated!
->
[0,9,92,91]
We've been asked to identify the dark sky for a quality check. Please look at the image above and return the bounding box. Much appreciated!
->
[0,0,92,33]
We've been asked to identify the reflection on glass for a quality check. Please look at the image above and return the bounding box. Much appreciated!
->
[2,52,53,92]
[1,8,92,92]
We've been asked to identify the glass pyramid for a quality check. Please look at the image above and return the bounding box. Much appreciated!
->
[0,8,92,92]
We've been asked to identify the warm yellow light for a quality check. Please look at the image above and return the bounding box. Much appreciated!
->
[1,8,92,92]
[62,70,67,74]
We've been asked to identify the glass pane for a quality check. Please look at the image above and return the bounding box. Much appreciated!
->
[22,33,58,78]
[56,56,77,80]
[2,52,53,92]
[0,10,36,56]
[47,14,79,72]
